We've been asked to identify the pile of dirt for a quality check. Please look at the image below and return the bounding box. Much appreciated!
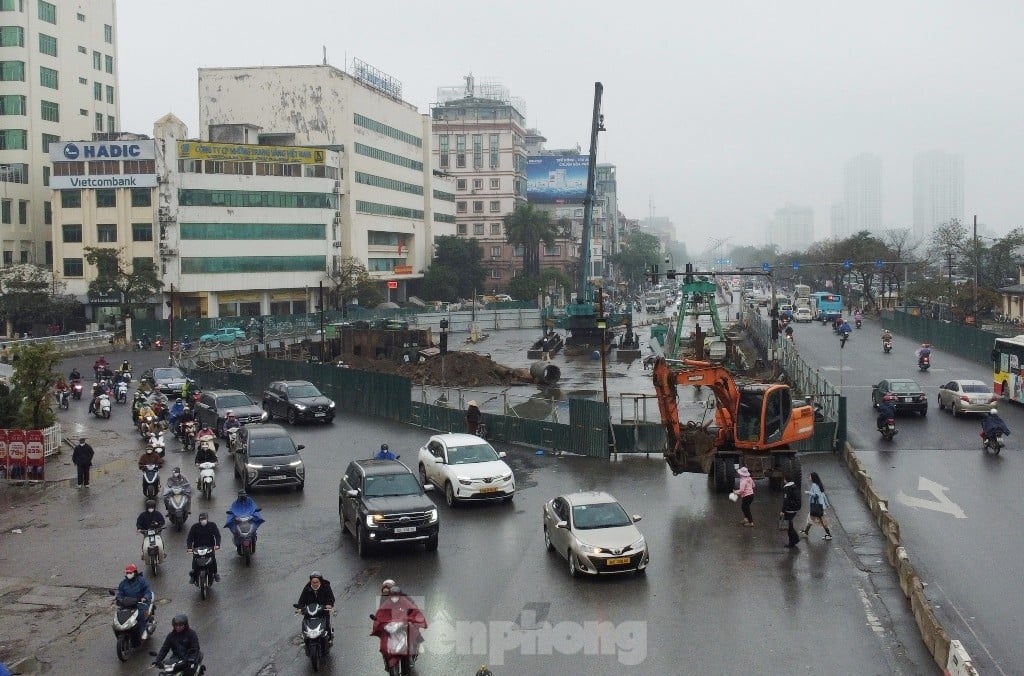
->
[336,351,531,387]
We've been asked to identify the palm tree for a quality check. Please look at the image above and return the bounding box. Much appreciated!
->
[503,204,560,278]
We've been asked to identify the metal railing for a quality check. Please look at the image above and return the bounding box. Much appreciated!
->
[1,331,113,352]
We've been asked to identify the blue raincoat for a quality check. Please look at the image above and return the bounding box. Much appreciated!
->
[225,496,265,545]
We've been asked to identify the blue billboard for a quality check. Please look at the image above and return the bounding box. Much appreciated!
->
[526,155,589,204]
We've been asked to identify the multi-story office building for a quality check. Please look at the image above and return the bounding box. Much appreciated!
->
[843,153,882,235]
[769,203,813,252]
[830,202,847,239]
[197,62,455,304]
[430,77,528,289]
[0,0,118,269]
[913,150,964,240]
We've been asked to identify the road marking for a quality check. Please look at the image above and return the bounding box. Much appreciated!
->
[857,584,886,637]
[895,476,966,518]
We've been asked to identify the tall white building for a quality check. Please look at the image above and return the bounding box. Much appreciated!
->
[830,202,847,239]
[197,62,455,303]
[0,0,118,269]
[769,203,813,252]
[843,153,882,235]
[913,150,964,240]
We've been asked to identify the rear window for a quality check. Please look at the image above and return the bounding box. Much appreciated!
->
[248,435,296,456]
[962,384,991,393]
[889,381,918,393]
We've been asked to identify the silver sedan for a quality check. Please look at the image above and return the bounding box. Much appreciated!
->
[542,491,648,577]
[937,379,996,416]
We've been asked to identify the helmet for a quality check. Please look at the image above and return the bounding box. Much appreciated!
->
[381,579,395,594]
[380,443,389,451]
[125,563,139,575]
[172,467,181,475]
[145,499,156,509]
[309,571,323,581]
[175,397,183,403]
[990,408,998,415]
[172,614,189,628]
[226,410,234,416]
[237,490,247,499]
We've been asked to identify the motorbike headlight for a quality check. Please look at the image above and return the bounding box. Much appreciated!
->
[294,403,307,411]
[578,543,604,555]
[367,514,384,528]
[260,411,269,422]
[428,508,438,524]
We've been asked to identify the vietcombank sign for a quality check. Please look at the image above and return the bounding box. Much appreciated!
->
[48,140,157,189]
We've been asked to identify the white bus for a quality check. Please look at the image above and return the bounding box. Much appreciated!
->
[992,335,1024,403]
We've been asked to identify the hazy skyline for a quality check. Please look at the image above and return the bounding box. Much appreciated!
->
[116,1,1024,253]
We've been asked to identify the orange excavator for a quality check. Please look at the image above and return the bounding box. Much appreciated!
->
[651,357,815,492]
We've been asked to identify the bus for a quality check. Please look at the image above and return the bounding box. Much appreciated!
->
[792,284,811,308]
[992,335,1024,403]
[810,292,843,322]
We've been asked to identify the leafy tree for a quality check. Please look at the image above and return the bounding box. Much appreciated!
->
[507,269,573,302]
[504,204,560,278]
[83,247,162,319]
[0,380,16,429]
[431,236,486,299]
[326,256,372,310]
[356,279,386,308]
[7,342,62,429]
[417,266,460,302]
[609,232,661,291]
[0,264,80,335]
[977,228,1024,290]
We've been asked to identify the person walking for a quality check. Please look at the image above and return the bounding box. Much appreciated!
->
[801,472,833,540]
[733,466,755,526]
[72,437,94,488]
[466,400,482,436]
[780,477,802,548]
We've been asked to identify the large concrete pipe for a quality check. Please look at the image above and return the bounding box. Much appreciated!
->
[530,362,561,385]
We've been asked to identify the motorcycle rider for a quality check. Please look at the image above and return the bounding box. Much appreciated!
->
[194,440,218,466]
[371,579,427,671]
[138,446,165,470]
[881,328,893,347]
[163,467,193,514]
[89,381,111,415]
[915,343,932,366]
[839,319,852,336]
[876,394,897,431]
[54,377,70,403]
[152,614,201,673]
[225,491,264,554]
[93,355,109,376]
[375,443,397,461]
[68,366,82,382]
[222,410,240,437]
[982,407,1011,444]
[136,500,167,562]
[115,563,154,646]
[855,309,864,326]
[186,512,221,584]
[295,571,335,643]
[168,398,186,436]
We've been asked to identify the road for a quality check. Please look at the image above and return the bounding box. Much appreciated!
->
[0,346,935,674]
[788,315,1018,674]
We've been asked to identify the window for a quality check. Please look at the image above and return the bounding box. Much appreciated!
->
[456,179,466,190]
[490,222,502,236]
[438,135,449,168]
[490,178,500,190]
[130,187,151,207]
[353,113,422,147]
[490,246,501,258]
[0,60,25,81]
[123,160,154,174]
[37,0,54,23]
[53,161,84,176]
[104,55,113,74]
[472,134,482,169]
[490,268,501,279]
[106,115,114,133]
[178,189,337,209]
[93,81,101,100]
[0,199,9,223]
[76,11,84,20]
[77,45,86,54]
[353,171,424,196]
[489,200,500,213]
[92,51,100,70]
[513,245,524,257]
[1,251,10,264]
[352,143,422,171]
[105,85,113,104]
[473,223,485,236]
[0,129,27,149]
[433,189,454,202]
[457,223,467,235]
[40,100,58,122]
[104,24,112,43]
[95,189,115,207]
[0,94,25,115]
[472,178,482,190]
[434,212,455,224]
[180,223,325,240]
[95,112,102,131]
[63,258,83,277]
[544,245,560,256]
[17,199,26,223]
[473,201,484,214]
[2,0,24,9]
[61,223,82,242]
[89,160,118,175]
[354,200,424,220]
[456,201,467,214]
[43,200,51,224]
[39,66,57,89]
[42,165,48,185]
[38,32,56,56]
[456,135,466,168]
[133,257,154,274]
[96,223,117,242]
[0,25,23,47]
[40,133,58,151]
[181,256,325,275]
[489,134,500,168]
[60,190,80,208]
[78,76,86,84]
[131,223,153,241]
[79,108,87,116]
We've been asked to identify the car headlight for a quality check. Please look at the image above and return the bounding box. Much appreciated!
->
[631,536,646,550]
[328,402,336,409]
[578,543,604,555]
[367,514,384,528]
[294,403,307,411]
[288,460,302,467]
[428,508,438,524]
[457,476,473,486]
[500,473,513,482]
[260,411,269,422]
[246,462,263,469]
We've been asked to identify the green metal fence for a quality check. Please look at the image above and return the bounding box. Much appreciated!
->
[881,310,1002,366]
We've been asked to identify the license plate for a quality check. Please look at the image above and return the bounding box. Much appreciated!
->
[479,486,499,494]
[605,557,630,566]
[269,474,288,480]
[314,412,325,417]
[902,397,911,402]
[394,526,416,534]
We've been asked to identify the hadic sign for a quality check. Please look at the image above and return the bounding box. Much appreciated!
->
[49,140,155,162]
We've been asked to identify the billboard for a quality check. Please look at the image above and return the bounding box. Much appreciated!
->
[50,140,155,162]
[178,141,326,165]
[526,155,589,204]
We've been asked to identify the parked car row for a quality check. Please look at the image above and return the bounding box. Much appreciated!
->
[871,377,996,418]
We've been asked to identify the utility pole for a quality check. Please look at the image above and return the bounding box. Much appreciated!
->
[318,281,325,362]
[973,215,979,325]
[167,284,174,365]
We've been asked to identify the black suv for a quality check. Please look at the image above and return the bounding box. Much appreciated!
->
[262,380,335,425]
[233,424,305,491]
[196,389,268,437]
[339,459,439,557]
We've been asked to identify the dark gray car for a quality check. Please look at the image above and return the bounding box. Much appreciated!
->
[233,424,305,491]
[196,389,268,437]
[262,380,335,425]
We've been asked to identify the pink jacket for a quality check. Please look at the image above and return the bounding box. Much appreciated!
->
[735,476,755,498]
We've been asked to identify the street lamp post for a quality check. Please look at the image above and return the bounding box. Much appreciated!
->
[318,281,326,362]
[439,319,449,389]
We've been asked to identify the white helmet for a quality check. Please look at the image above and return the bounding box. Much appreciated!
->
[990,408,998,415]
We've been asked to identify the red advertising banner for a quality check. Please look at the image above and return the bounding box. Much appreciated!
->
[6,429,26,481]
[0,429,8,480]
[25,429,45,482]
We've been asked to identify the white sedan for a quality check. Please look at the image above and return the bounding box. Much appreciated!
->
[794,307,813,322]
[417,433,515,507]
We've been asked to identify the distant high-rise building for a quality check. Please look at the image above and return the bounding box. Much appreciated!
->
[769,204,813,252]
[913,150,964,240]
[830,202,847,239]
[843,154,882,235]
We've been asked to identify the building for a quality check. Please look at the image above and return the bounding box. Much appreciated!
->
[196,62,455,305]
[830,202,847,239]
[769,203,813,252]
[843,153,882,235]
[913,150,964,240]
[430,76,528,289]
[0,0,118,270]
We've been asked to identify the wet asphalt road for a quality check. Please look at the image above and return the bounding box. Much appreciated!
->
[789,316,1022,675]
[0,328,936,675]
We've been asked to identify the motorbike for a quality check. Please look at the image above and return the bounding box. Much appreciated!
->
[196,433,216,456]
[71,380,84,400]
[983,432,1004,454]
[371,612,421,676]
[57,389,70,410]
[197,461,216,500]
[121,369,133,383]
[153,337,164,351]
[232,514,258,565]
[166,487,191,532]
[883,339,893,354]
[142,464,161,499]
[149,652,206,676]
[297,602,332,671]
[93,393,112,419]
[148,431,166,458]
[918,354,931,371]
[116,381,129,404]
[181,421,197,452]
[226,426,241,453]
[140,415,157,439]
[142,526,165,577]
[855,317,863,329]
[879,417,898,441]
[191,546,216,599]
[109,592,155,662]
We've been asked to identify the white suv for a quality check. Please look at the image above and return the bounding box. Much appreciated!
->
[418,433,515,507]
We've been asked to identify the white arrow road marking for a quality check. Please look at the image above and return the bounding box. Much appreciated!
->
[895,476,966,518]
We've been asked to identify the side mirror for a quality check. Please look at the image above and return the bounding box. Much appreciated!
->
[632,514,643,523]
[422,483,434,491]
[498,451,507,459]
[433,456,444,464]
[369,613,376,621]
[297,445,305,451]
[555,520,569,530]
[345,489,359,498]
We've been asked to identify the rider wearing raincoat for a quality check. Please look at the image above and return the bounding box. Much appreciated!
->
[225,491,265,554]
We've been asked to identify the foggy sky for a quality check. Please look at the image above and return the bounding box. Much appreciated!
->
[117,0,1024,254]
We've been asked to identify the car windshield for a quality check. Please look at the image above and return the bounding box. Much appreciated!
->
[572,502,633,530]
[218,394,252,408]
[248,436,296,457]
[364,473,422,497]
[446,443,499,464]
[153,368,184,380]
[287,385,321,398]
[889,381,918,393]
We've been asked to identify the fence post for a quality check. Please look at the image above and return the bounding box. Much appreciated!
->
[836,395,847,451]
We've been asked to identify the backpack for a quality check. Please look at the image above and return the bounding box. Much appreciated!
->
[809,492,824,517]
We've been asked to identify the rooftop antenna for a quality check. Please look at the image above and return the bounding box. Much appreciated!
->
[322,46,327,66]
[464,73,474,97]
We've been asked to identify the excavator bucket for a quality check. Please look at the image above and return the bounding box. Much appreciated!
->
[664,423,717,476]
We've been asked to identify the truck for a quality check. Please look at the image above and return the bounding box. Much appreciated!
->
[651,357,815,492]
[792,284,811,308]
[644,291,666,314]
